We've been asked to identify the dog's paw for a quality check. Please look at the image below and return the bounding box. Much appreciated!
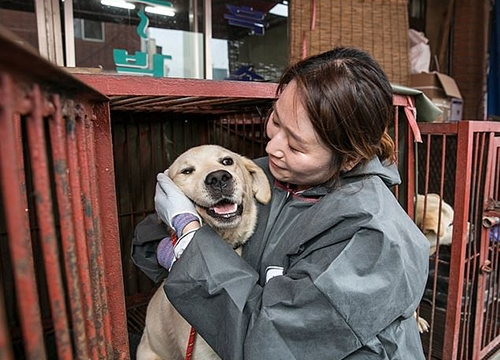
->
[416,315,430,333]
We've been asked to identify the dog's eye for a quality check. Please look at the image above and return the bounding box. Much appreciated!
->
[181,167,194,175]
[221,157,234,166]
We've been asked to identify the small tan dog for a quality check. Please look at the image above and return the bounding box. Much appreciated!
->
[137,145,271,360]
[414,193,455,333]
[415,193,455,255]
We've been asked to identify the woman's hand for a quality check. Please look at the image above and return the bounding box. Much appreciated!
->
[155,171,202,235]
[155,171,202,266]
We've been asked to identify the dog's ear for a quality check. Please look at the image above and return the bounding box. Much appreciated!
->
[242,157,272,204]
[421,216,441,237]
[416,194,454,237]
[416,195,440,236]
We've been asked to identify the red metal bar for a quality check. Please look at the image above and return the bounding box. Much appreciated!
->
[85,115,114,355]
[0,74,47,359]
[459,132,480,359]
[49,95,90,360]
[438,135,447,241]
[422,135,436,360]
[392,103,400,199]
[66,111,99,360]
[92,102,130,358]
[423,134,431,196]
[76,74,278,99]
[404,109,416,218]
[392,94,408,107]
[493,144,499,199]
[26,85,73,360]
[471,132,487,358]
[75,109,108,359]
[478,134,500,358]
[455,132,478,359]
[428,134,449,360]
[443,121,474,360]
[419,122,459,135]
[489,143,500,349]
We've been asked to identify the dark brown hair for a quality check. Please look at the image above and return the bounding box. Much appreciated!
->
[276,46,395,187]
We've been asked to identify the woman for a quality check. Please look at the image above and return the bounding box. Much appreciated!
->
[132,47,429,359]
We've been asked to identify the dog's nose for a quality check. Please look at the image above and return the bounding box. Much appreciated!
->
[205,170,232,191]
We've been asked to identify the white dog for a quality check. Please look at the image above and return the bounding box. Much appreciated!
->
[414,193,455,333]
[415,193,455,255]
[137,145,271,360]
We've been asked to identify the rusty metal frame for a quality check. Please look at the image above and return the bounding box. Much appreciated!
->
[74,73,278,113]
[414,121,500,360]
[0,26,129,359]
[475,124,500,359]
[7,18,500,359]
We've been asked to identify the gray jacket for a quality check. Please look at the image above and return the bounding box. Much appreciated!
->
[132,156,429,359]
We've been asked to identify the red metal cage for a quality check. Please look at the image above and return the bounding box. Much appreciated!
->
[0,27,128,360]
[3,23,500,360]
[410,121,500,360]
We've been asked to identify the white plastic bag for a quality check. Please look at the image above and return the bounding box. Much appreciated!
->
[409,29,431,74]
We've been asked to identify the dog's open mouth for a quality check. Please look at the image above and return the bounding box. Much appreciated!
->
[204,200,243,220]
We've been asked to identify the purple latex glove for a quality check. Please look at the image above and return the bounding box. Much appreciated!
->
[157,236,175,271]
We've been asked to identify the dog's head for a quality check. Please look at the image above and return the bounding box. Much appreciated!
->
[166,145,271,248]
[415,193,455,255]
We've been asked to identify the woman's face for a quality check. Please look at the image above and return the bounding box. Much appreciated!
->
[266,80,335,190]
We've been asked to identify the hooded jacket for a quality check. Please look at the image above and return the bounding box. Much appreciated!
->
[132,156,429,359]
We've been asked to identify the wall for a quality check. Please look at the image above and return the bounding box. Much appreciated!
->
[75,22,141,70]
[0,9,38,50]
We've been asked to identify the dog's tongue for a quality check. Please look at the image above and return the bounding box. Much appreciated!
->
[212,203,237,215]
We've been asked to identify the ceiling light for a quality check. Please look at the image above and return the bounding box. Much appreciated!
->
[144,5,175,17]
[101,0,135,10]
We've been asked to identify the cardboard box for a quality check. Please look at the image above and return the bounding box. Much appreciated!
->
[410,72,463,122]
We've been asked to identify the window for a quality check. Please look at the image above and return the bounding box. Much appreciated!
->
[74,18,105,42]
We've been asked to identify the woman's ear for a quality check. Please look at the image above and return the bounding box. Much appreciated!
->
[340,156,359,172]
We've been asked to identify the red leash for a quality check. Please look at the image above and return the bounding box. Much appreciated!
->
[185,326,197,360]
[170,232,197,360]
